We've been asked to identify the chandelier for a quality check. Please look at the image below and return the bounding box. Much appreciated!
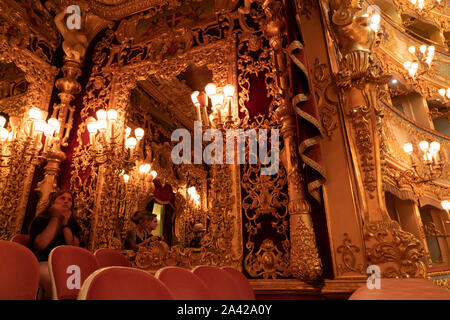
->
[403,44,435,78]
[0,107,62,167]
[402,140,444,182]
[86,108,156,183]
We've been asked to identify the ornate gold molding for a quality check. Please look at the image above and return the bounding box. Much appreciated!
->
[336,233,364,275]
[364,220,427,278]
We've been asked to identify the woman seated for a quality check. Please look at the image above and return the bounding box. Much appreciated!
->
[125,211,162,250]
[29,189,81,299]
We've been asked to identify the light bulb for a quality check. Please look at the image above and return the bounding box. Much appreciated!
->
[48,118,60,133]
[125,127,131,138]
[139,164,146,174]
[151,170,157,180]
[144,163,151,173]
[438,88,446,96]
[126,137,136,149]
[0,128,9,141]
[446,88,450,99]
[429,141,440,154]
[34,120,46,133]
[442,200,450,211]
[29,107,42,121]
[403,61,411,70]
[107,109,118,122]
[403,142,413,154]
[96,109,107,121]
[135,128,144,140]
[43,123,55,137]
[123,174,130,183]
[408,46,416,54]
[419,141,429,153]
[86,117,97,134]
[224,84,235,99]
[96,119,107,132]
[211,93,224,110]
[419,45,427,54]
[0,116,6,128]
[191,91,200,106]
[205,83,217,97]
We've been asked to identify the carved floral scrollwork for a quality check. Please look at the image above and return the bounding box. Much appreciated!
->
[336,233,364,274]
[364,220,426,278]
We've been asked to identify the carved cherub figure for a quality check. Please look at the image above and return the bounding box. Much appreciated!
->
[54,9,88,63]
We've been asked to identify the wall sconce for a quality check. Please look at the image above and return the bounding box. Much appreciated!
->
[403,45,434,78]
[0,107,62,167]
[402,140,444,182]
[191,83,236,129]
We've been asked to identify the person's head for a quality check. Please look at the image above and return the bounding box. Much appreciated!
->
[132,211,157,231]
[48,189,73,211]
[193,223,205,237]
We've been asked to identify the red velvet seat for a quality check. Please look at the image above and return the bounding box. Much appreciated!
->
[192,265,241,300]
[94,248,130,268]
[78,266,174,300]
[48,245,99,300]
[0,240,40,299]
[156,266,212,300]
[222,267,255,300]
[10,234,30,247]
[349,278,450,300]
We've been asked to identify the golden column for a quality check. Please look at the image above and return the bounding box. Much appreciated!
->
[329,1,426,277]
[35,9,88,214]
[263,0,322,280]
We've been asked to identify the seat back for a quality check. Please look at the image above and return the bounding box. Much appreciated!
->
[192,265,240,300]
[94,248,130,268]
[155,266,212,300]
[10,234,30,247]
[48,245,99,300]
[0,240,40,299]
[222,267,255,300]
[78,266,174,300]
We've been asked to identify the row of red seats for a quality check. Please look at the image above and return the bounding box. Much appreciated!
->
[0,239,255,300]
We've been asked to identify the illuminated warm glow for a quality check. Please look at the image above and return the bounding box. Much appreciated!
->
[403,61,411,70]
[125,127,131,138]
[224,84,235,98]
[419,45,427,54]
[191,91,200,106]
[403,142,413,154]
[429,141,440,154]
[408,46,416,54]
[107,109,118,122]
[48,118,60,133]
[86,117,97,134]
[419,141,429,153]
[438,88,446,96]
[34,120,46,133]
[442,200,450,211]
[0,128,9,141]
[205,83,217,97]
[151,170,157,180]
[29,107,43,121]
[123,174,130,183]
[0,116,6,128]
[126,137,137,149]
[96,109,107,121]
[210,93,224,110]
[135,128,144,140]
[43,124,55,137]
[96,119,107,131]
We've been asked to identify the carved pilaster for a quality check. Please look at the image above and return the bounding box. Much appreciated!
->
[329,2,426,277]
[263,0,322,280]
